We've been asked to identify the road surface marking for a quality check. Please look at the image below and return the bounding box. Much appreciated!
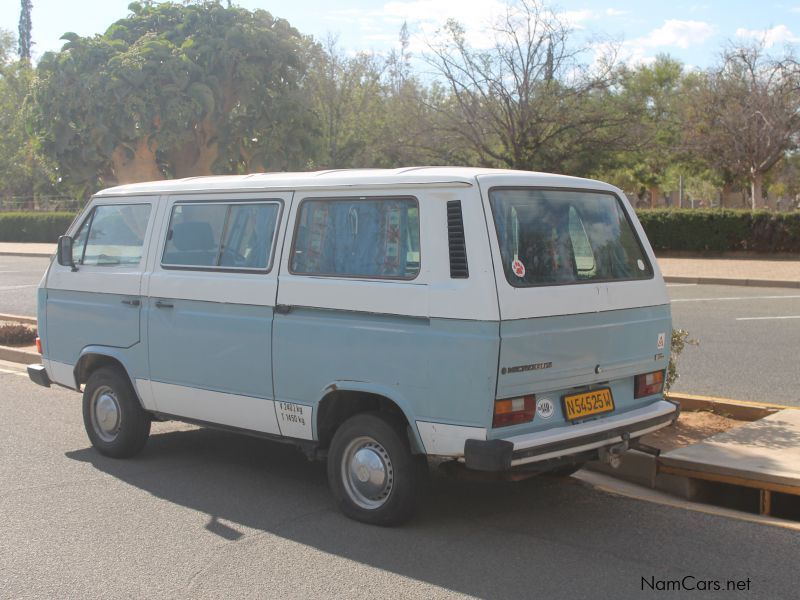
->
[0,285,37,291]
[0,364,27,377]
[736,315,800,321]
[672,295,800,303]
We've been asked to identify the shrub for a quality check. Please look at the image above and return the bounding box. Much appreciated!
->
[666,328,698,392]
[636,209,800,253]
[0,212,78,243]
[0,324,38,346]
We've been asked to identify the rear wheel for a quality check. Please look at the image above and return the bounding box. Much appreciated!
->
[82,367,151,458]
[327,413,418,525]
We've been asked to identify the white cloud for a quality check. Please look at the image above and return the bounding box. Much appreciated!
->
[604,8,629,17]
[634,19,715,49]
[559,9,595,28]
[327,0,505,51]
[735,24,800,47]
[612,20,715,66]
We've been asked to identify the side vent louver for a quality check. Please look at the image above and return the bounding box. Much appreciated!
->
[447,200,469,278]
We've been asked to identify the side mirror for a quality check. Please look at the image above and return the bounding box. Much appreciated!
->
[57,235,77,271]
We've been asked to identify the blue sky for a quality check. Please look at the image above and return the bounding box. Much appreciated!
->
[2,0,798,68]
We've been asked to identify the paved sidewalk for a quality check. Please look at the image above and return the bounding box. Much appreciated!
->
[0,242,56,257]
[659,257,800,287]
[660,409,800,491]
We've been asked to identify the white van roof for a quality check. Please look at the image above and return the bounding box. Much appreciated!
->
[95,167,616,197]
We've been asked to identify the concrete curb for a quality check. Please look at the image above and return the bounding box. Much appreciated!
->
[0,251,54,258]
[588,394,797,505]
[664,276,800,289]
[0,313,37,325]
[666,392,797,421]
[0,345,38,364]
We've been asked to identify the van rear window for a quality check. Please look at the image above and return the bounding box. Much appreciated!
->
[489,188,652,287]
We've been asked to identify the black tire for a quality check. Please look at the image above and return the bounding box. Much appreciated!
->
[327,412,418,526]
[82,366,151,458]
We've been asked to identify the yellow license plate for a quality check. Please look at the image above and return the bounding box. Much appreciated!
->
[563,388,615,421]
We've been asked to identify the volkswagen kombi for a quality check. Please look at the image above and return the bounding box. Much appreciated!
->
[28,168,678,525]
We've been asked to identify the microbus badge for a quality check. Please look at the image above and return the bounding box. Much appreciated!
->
[501,362,552,375]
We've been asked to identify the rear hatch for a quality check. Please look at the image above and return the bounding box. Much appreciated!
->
[477,175,671,438]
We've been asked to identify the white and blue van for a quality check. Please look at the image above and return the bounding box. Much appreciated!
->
[29,168,677,524]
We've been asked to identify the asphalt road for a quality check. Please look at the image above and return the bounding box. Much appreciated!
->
[668,284,800,405]
[0,255,46,317]
[1,363,798,599]
[2,255,799,405]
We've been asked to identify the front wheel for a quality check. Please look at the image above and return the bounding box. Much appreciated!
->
[82,366,151,458]
[327,413,418,526]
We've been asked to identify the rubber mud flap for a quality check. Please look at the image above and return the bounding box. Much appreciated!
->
[464,438,514,471]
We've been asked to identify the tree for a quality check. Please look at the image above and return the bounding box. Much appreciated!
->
[306,37,387,168]
[18,0,32,62]
[608,56,685,205]
[682,43,800,209]
[0,29,56,201]
[32,1,316,194]
[423,0,628,175]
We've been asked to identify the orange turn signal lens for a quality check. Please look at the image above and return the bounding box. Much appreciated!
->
[35,337,42,354]
[634,370,664,398]
[493,395,536,428]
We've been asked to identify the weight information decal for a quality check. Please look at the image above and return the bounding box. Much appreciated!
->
[277,402,312,439]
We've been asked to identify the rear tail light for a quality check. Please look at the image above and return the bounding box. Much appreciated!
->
[635,370,664,398]
[35,337,42,354]
[493,395,535,428]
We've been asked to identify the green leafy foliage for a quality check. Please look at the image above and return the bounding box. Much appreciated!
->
[666,329,697,392]
[0,212,77,242]
[31,1,316,192]
[637,209,800,253]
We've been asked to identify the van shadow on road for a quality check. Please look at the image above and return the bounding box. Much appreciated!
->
[66,427,798,599]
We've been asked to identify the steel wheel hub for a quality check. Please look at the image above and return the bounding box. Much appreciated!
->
[341,436,394,510]
[92,386,121,442]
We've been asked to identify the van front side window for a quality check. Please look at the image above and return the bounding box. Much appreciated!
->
[490,188,652,286]
[79,204,151,266]
[291,197,420,279]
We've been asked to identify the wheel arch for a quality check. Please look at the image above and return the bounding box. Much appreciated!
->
[314,382,425,454]
[74,346,146,409]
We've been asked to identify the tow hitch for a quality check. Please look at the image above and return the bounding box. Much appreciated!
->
[598,440,629,469]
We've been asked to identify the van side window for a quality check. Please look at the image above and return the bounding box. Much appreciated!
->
[162,202,280,270]
[291,197,420,279]
[77,204,152,267]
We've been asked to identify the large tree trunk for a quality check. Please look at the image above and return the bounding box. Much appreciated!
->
[750,170,765,210]
[170,139,218,178]
[648,185,660,207]
[111,138,163,184]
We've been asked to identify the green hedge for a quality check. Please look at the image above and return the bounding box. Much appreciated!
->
[0,212,78,243]
[1,208,798,252]
[637,209,800,253]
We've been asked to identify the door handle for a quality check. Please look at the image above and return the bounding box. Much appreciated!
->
[155,300,174,309]
[121,298,140,306]
[274,304,292,315]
